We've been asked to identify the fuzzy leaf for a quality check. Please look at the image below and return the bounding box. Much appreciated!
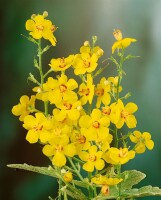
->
[64,185,88,200]
[7,164,60,179]
[121,170,146,190]
[121,186,161,198]
[73,180,89,188]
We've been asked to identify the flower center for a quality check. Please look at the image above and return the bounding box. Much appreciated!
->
[83,59,90,68]
[55,144,63,152]
[119,148,128,158]
[64,102,72,110]
[36,24,44,32]
[79,88,90,96]
[92,121,100,128]
[95,88,104,96]
[88,154,96,162]
[121,110,129,119]
[59,58,66,68]
[54,127,62,136]
[77,135,86,144]
[33,124,43,132]
[102,107,111,115]
[59,84,67,93]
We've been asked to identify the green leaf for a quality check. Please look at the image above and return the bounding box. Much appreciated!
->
[64,184,88,200]
[41,45,52,54]
[121,170,146,190]
[73,180,89,188]
[109,56,120,68]
[34,58,39,69]
[7,164,60,179]
[21,34,38,45]
[121,186,161,198]
[48,196,54,200]
[124,55,140,61]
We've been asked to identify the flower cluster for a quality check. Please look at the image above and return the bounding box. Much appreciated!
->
[11,12,155,199]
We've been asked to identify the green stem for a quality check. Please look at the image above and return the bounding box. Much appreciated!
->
[58,177,63,200]
[67,157,84,182]
[114,49,125,148]
[38,39,44,85]
[38,39,48,116]
[117,164,122,198]
[88,172,93,198]
[43,68,53,79]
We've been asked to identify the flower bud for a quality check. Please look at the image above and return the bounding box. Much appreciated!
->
[63,171,73,182]
[43,11,48,18]
[84,41,90,46]
[101,185,109,195]
[31,14,36,20]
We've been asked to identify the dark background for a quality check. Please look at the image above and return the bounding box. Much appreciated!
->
[1,0,161,199]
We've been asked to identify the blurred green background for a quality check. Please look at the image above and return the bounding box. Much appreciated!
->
[1,0,161,199]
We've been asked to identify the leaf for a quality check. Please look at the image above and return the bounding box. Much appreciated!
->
[121,170,146,190]
[7,164,60,179]
[109,56,120,68]
[64,185,88,200]
[41,45,52,54]
[73,180,89,188]
[121,186,161,198]
[34,58,39,69]
[124,55,140,61]
[48,196,54,200]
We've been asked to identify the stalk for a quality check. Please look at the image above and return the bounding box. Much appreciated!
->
[38,39,48,116]
[114,48,125,148]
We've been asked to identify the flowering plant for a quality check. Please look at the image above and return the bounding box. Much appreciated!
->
[8,12,161,200]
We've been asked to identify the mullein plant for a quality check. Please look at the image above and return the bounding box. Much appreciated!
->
[8,11,161,200]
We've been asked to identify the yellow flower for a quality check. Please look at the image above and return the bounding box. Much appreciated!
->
[70,129,91,154]
[130,131,154,153]
[79,109,110,141]
[12,95,36,121]
[26,12,57,45]
[63,171,73,182]
[95,77,111,108]
[108,76,122,93]
[43,134,76,167]
[39,74,78,104]
[104,147,135,165]
[79,145,105,172]
[91,175,123,196]
[112,29,136,54]
[23,113,52,144]
[78,74,94,105]
[91,175,123,186]
[49,55,74,71]
[110,99,138,129]
[53,97,82,121]
[80,45,104,58]
[73,53,98,75]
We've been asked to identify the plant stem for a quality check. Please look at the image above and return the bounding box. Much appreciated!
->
[38,39,44,85]
[88,172,94,198]
[67,157,84,182]
[38,39,48,116]
[114,49,125,148]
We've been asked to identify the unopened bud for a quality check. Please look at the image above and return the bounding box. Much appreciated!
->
[63,171,73,182]
[92,36,97,44]
[84,41,90,46]
[124,92,131,99]
[101,185,109,195]
[43,11,48,18]
[97,49,104,57]
[31,14,36,20]
[51,24,57,32]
